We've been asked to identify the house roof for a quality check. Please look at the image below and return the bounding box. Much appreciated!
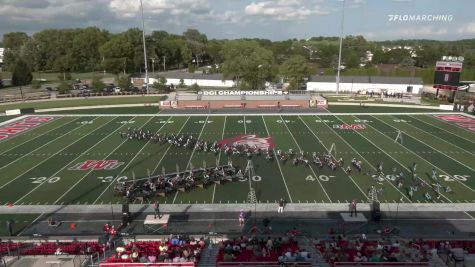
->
[308,75,422,85]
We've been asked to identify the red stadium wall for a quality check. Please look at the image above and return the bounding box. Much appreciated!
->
[176,100,310,109]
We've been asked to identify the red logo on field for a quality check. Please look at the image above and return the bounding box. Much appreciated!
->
[69,160,125,171]
[333,124,366,130]
[218,134,275,150]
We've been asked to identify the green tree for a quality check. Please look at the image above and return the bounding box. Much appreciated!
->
[116,74,131,90]
[91,76,106,92]
[152,76,168,93]
[183,28,207,67]
[188,63,196,73]
[206,40,223,65]
[31,80,41,89]
[71,27,110,71]
[57,81,72,94]
[221,40,275,89]
[345,51,361,69]
[3,32,31,71]
[11,59,33,86]
[58,72,72,81]
[280,55,310,90]
[190,83,201,93]
[179,79,186,88]
[99,34,134,74]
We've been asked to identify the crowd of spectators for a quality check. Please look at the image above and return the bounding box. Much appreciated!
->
[316,234,474,266]
[217,234,311,264]
[0,240,103,256]
[104,236,206,264]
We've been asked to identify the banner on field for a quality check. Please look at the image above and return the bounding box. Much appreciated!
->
[5,109,21,116]
[439,104,454,111]
[160,101,177,108]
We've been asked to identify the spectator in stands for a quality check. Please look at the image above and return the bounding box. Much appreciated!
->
[223,252,235,261]
[148,254,157,263]
[392,240,401,248]
[266,237,273,250]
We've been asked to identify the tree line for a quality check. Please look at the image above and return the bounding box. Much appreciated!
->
[2,27,475,90]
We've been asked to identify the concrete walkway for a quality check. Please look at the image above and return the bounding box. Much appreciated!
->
[2,203,475,214]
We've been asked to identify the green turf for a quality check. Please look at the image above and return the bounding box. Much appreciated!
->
[326,105,442,113]
[43,106,161,114]
[0,116,16,123]
[0,96,164,113]
[0,113,474,205]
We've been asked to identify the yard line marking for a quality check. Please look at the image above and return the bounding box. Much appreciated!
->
[370,115,475,194]
[173,115,210,204]
[412,115,475,146]
[313,115,411,203]
[280,116,332,202]
[12,116,122,204]
[243,115,253,192]
[386,115,475,173]
[18,212,44,236]
[151,117,192,176]
[350,115,457,203]
[0,117,80,156]
[91,117,169,205]
[300,116,367,201]
[402,116,475,157]
[212,115,227,204]
[0,118,87,171]
[262,116,293,203]
[0,116,111,190]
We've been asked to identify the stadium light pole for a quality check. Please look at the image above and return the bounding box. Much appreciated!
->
[140,0,149,94]
[336,0,346,95]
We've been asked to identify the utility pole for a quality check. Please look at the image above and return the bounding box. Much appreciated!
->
[140,0,149,94]
[336,0,346,95]
[163,56,166,72]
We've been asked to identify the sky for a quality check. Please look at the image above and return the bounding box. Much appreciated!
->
[0,0,474,41]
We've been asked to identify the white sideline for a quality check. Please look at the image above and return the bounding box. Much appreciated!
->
[26,112,469,117]
[1,203,475,214]
[36,103,159,112]
[0,115,27,126]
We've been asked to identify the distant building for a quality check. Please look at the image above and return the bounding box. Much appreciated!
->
[0,48,4,71]
[381,45,420,58]
[306,75,423,94]
[132,70,236,88]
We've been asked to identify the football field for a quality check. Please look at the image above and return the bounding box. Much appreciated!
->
[0,113,474,206]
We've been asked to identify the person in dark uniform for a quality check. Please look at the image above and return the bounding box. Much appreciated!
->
[6,219,14,236]
[350,199,357,217]
[153,201,160,219]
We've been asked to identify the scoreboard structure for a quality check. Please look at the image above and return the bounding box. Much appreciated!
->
[433,61,463,95]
